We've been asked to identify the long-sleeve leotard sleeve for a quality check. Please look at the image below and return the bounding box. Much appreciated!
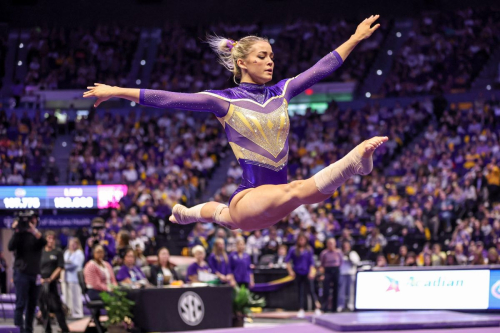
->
[139,89,230,118]
[285,50,344,100]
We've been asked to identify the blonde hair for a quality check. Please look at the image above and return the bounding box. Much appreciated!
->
[206,34,269,84]
[192,245,206,256]
[213,237,229,263]
[69,237,83,251]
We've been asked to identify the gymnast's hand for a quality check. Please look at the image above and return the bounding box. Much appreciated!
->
[83,83,115,107]
[353,15,381,41]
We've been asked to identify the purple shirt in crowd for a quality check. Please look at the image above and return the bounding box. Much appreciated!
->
[115,265,147,282]
[186,262,212,282]
[208,253,232,276]
[84,233,116,263]
[229,252,252,284]
[286,246,314,276]
[107,222,122,235]
[320,249,343,268]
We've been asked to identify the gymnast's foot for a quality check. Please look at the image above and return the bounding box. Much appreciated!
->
[357,136,388,159]
[352,136,388,175]
[169,204,192,225]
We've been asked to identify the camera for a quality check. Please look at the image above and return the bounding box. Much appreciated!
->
[90,217,105,245]
[14,210,38,231]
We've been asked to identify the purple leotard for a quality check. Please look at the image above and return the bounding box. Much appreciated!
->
[140,51,343,204]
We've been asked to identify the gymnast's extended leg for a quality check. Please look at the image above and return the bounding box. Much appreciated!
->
[170,136,387,230]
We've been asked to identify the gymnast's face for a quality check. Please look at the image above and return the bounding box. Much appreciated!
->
[238,41,274,85]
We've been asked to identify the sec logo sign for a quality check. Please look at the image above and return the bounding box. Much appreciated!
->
[178,291,204,326]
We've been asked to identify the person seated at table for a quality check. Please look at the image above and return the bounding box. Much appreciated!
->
[149,247,179,286]
[83,245,118,300]
[134,244,148,267]
[116,248,149,288]
[186,245,212,283]
[270,244,288,268]
[112,230,130,267]
[230,238,254,289]
[208,238,235,286]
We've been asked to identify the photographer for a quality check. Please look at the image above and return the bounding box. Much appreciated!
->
[84,217,116,263]
[8,211,46,333]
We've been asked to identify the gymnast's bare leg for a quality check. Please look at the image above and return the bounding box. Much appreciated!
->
[170,136,387,231]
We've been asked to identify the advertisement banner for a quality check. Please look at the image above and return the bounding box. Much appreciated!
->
[356,270,491,310]
[0,215,93,228]
[489,270,500,310]
[0,185,127,210]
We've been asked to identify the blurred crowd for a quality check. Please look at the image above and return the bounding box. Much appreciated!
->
[69,110,228,208]
[0,32,6,91]
[149,19,388,92]
[22,25,139,91]
[0,109,58,185]
[206,94,500,269]
[382,7,500,97]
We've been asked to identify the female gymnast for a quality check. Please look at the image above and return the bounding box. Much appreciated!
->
[84,15,387,231]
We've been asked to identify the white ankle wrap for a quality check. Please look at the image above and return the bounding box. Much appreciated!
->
[172,203,210,225]
[213,203,236,230]
[313,146,373,195]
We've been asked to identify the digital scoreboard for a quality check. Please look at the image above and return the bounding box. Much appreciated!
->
[0,185,128,210]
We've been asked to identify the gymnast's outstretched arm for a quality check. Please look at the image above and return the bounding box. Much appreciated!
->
[285,15,381,100]
[83,85,230,117]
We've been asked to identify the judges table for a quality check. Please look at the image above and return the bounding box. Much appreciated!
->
[253,267,299,310]
[126,285,233,332]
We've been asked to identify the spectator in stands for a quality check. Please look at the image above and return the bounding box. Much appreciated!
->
[186,245,212,283]
[227,161,242,180]
[134,244,148,268]
[422,253,432,267]
[63,237,84,319]
[187,223,211,249]
[246,230,266,264]
[106,210,122,235]
[113,230,130,267]
[137,214,156,240]
[83,245,117,300]
[208,238,234,286]
[116,248,149,288]
[229,238,254,289]
[271,244,288,268]
[338,240,360,312]
[431,244,446,266]
[338,228,355,248]
[149,247,179,286]
[319,238,343,313]
[84,219,116,263]
[487,248,500,264]
[395,245,408,266]
[226,229,240,253]
[125,207,141,227]
[454,244,468,265]
[39,231,69,333]
[470,249,485,265]
[129,230,146,253]
[365,228,387,260]
[286,233,321,318]
[375,254,387,267]
[486,160,500,202]
[343,198,363,218]
[405,252,417,266]
[262,226,282,255]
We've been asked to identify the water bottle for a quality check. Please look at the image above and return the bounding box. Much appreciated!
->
[131,274,137,288]
[157,273,164,288]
